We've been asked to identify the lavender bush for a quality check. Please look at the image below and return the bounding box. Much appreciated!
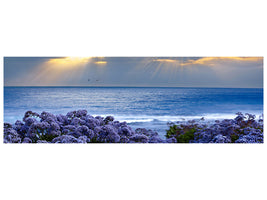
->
[3,111,263,143]
[166,113,263,143]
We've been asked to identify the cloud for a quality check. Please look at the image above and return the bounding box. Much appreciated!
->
[4,57,263,88]
[180,57,263,66]
[152,58,179,63]
[47,57,92,68]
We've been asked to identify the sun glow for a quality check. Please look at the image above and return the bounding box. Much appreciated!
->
[153,58,178,63]
[28,57,108,86]
[47,57,92,68]
[94,61,107,65]
[47,57,109,68]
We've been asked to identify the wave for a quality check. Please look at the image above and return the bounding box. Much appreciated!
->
[5,112,263,124]
[92,112,263,124]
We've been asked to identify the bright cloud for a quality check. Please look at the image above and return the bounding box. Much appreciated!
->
[180,57,263,66]
[47,57,92,68]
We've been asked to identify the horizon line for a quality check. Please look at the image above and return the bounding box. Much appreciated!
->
[3,85,264,89]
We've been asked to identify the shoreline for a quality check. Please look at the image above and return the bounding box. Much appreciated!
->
[3,110,264,143]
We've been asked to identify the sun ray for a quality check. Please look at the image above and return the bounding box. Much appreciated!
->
[28,57,106,86]
[46,57,92,69]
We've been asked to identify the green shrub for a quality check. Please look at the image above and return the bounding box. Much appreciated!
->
[38,130,58,142]
[166,124,181,138]
[166,124,196,143]
[176,128,196,143]
[230,134,239,143]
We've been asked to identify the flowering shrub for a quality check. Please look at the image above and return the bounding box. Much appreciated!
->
[3,111,263,143]
[166,112,263,143]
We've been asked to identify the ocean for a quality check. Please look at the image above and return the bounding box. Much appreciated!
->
[4,87,263,137]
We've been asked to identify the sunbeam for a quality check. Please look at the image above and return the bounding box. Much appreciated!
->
[47,57,92,69]
[28,57,104,86]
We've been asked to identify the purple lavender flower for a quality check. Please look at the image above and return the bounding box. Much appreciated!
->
[76,125,89,134]
[49,122,60,131]
[63,125,76,132]
[119,121,127,127]
[243,127,253,135]
[37,140,49,143]
[22,137,32,143]
[19,124,30,136]
[118,126,134,137]
[104,116,115,124]
[196,131,213,143]
[235,112,246,122]
[221,125,235,136]
[52,135,78,143]
[211,134,231,143]
[95,125,120,143]
[245,113,256,121]
[25,117,37,126]
[3,110,263,144]
[14,120,24,129]
[76,110,88,118]
[85,129,95,139]
[13,120,25,138]
[70,117,86,126]
[95,116,105,126]
[26,123,41,141]
[119,136,130,143]
[39,121,50,129]
[25,121,59,142]
[77,136,90,143]
[4,128,21,143]
[129,134,149,143]
[85,117,101,129]
[166,137,177,143]
[66,111,77,119]
[40,111,50,120]
[93,126,102,134]
[23,111,40,122]
[220,119,236,127]
[75,125,96,139]
[56,114,69,126]
[235,135,259,143]
[67,131,83,138]
[43,116,56,124]
[4,122,13,129]
[149,135,165,143]
[135,128,158,137]
[135,128,148,134]
[105,132,120,143]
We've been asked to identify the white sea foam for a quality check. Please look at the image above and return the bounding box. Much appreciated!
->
[5,112,263,124]
[93,112,263,124]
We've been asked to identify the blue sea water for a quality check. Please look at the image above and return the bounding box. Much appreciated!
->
[4,87,263,137]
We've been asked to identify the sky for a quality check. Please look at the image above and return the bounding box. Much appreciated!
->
[4,57,263,88]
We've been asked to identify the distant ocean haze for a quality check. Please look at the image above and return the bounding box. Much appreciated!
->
[4,87,263,137]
